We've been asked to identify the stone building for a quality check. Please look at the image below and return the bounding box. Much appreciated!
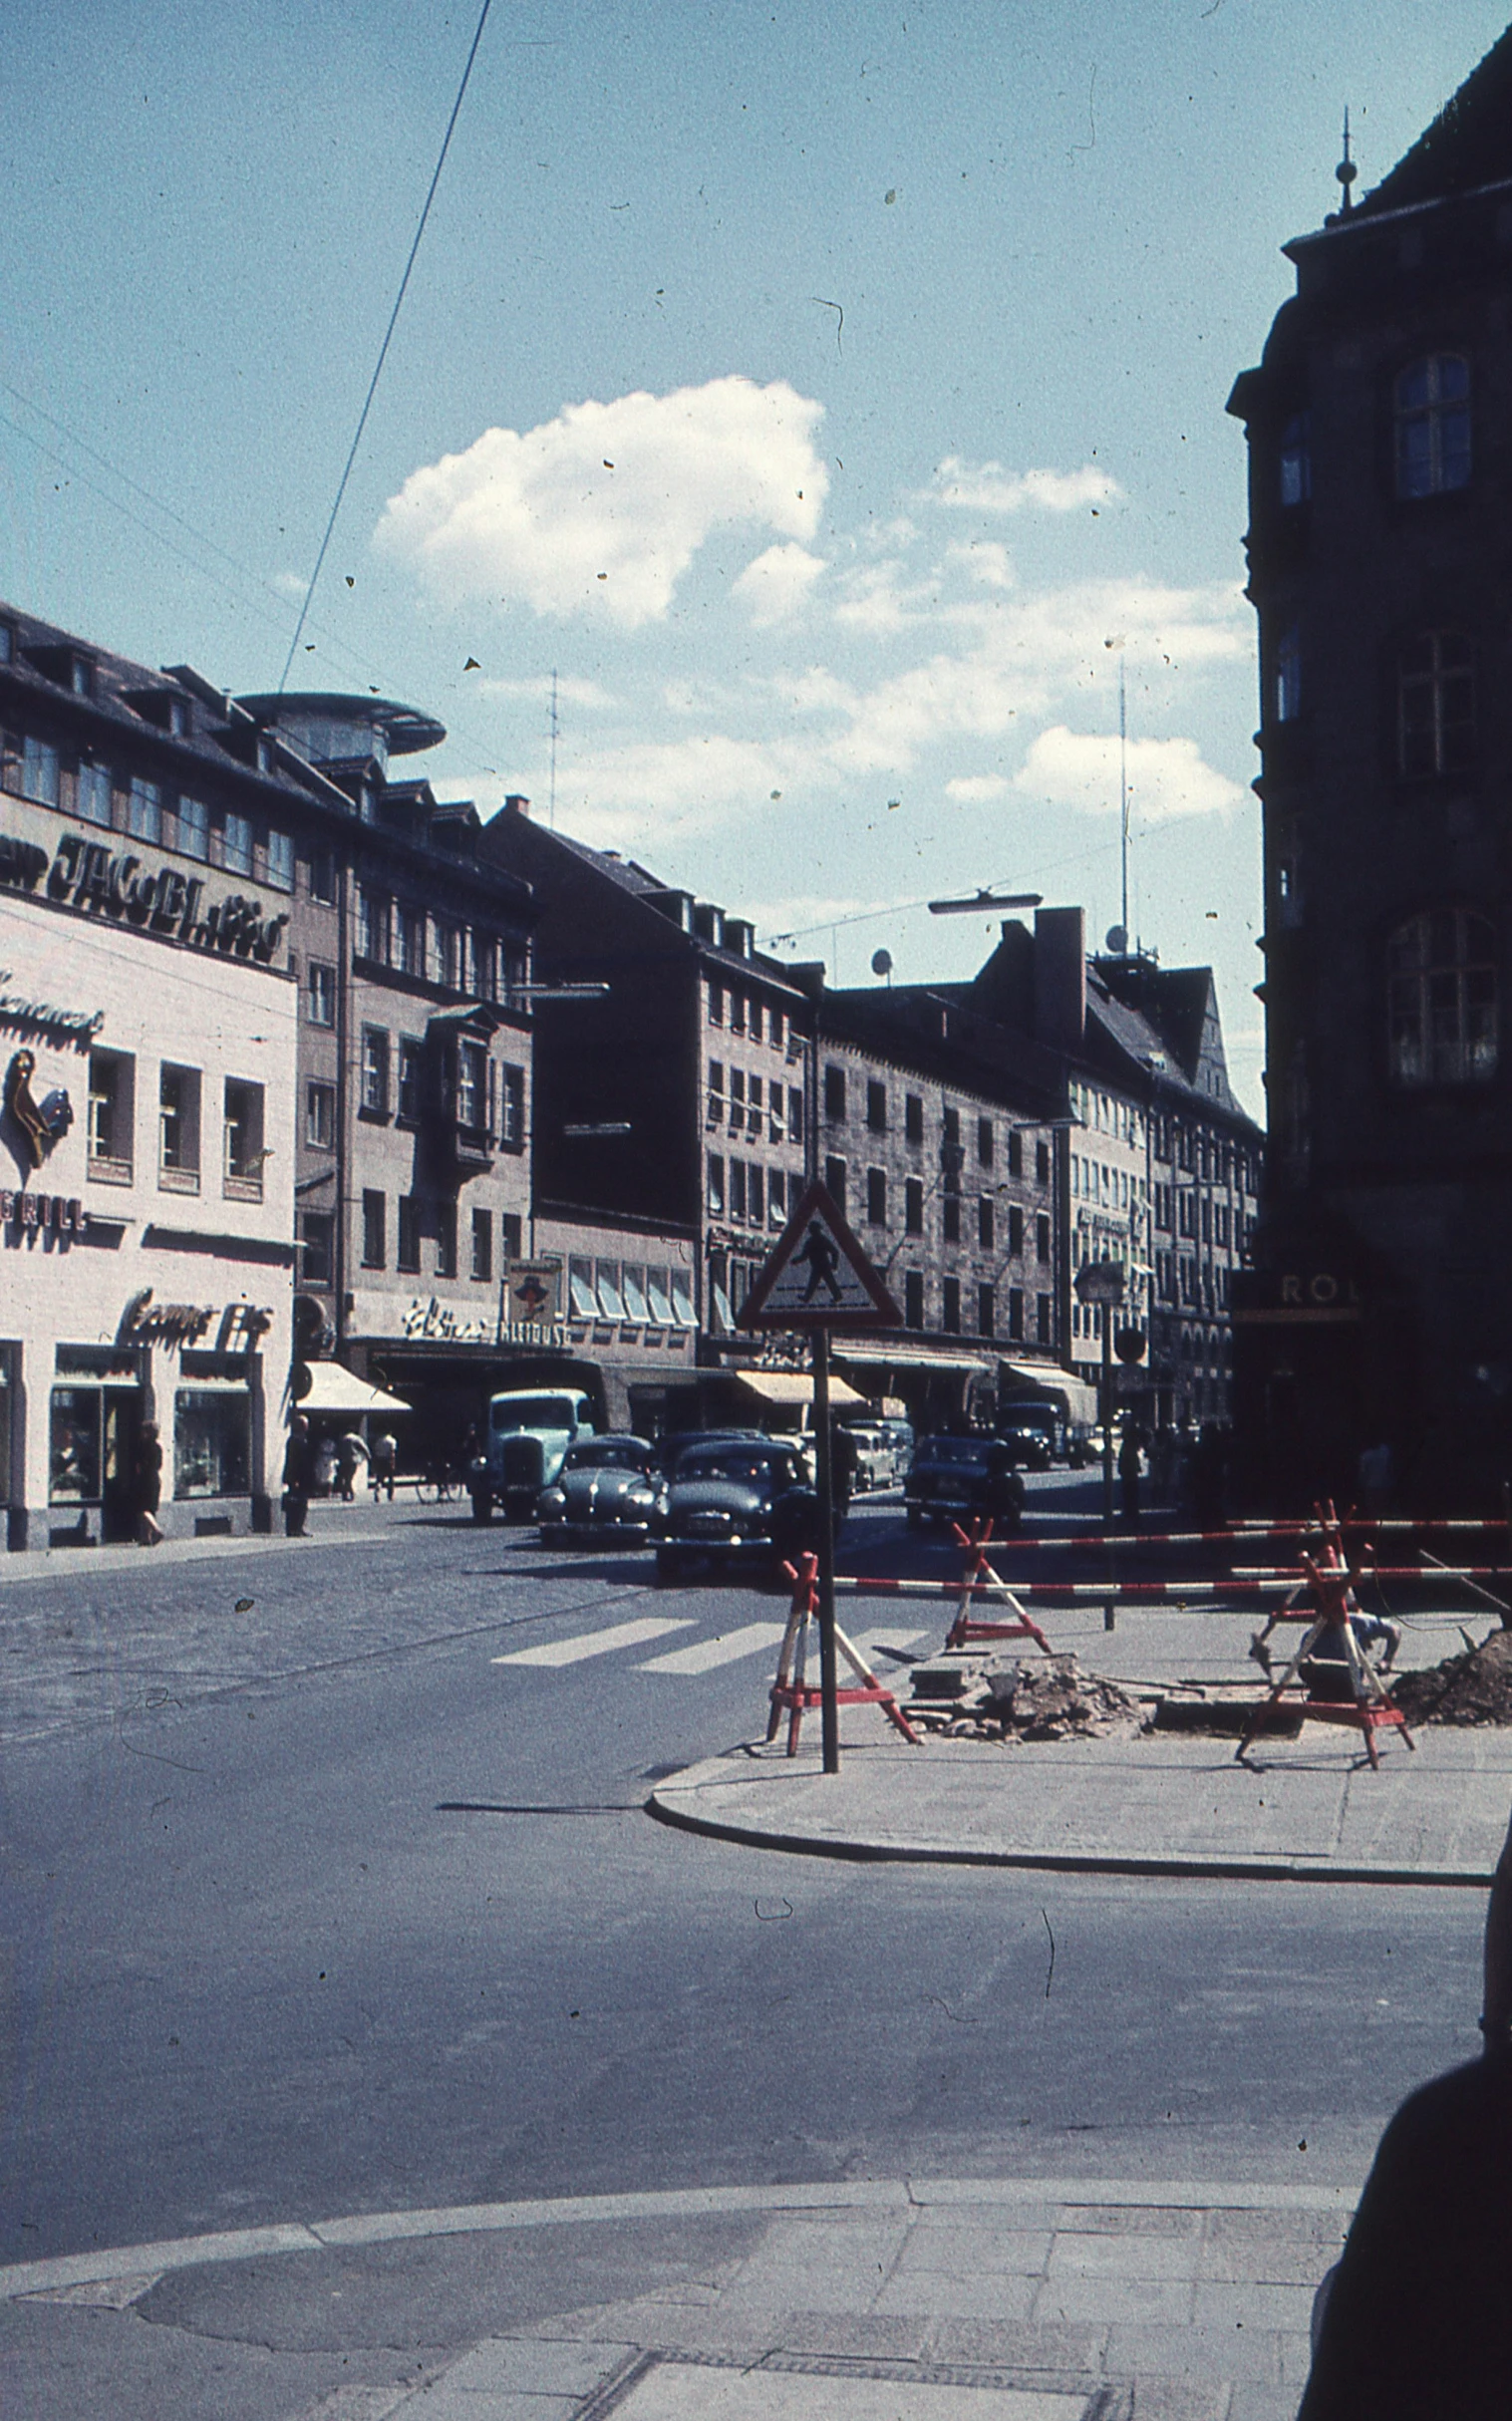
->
[1227,29,1512,1505]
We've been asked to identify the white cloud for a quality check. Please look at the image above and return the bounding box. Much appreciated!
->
[732,542,826,626]
[376,376,828,630]
[476,673,619,709]
[945,773,1010,801]
[921,456,1122,514]
[947,538,1016,589]
[1012,727,1248,822]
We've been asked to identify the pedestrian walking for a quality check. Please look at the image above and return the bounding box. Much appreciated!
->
[337,1429,367,1501]
[370,1428,397,1501]
[132,1419,164,1546]
[1117,1421,1142,1528]
[282,1415,314,1537]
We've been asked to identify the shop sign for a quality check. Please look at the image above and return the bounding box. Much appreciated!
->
[0,972,104,1041]
[42,834,289,964]
[1230,1268,1363,1327]
[499,1261,565,1349]
[0,1187,89,1232]
[116,1289,273,1351]
[348,1288,568,1350]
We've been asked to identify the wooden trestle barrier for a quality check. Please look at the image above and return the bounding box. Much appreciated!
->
[766,1552,921,1756]
[1235,1503,1414,1769]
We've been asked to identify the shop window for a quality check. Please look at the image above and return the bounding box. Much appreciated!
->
[905,1176,924,1236]
[361,1191,385,1269]
[158,1063,201,1192]
[978,1283,996,1338]
[50,1387,103,1503]
[221,810,253,875]
[223,1078,265,1200]
[265,828,294,892]
[173,1390,250,1499]
[501,1212,522,1263]
[866,1166,887,1225]
[1394,353,1471,498]
[361,1028,390,1117]
[299,1210,334,1286]
[1398,630,1475,777]
[308,961,336,1028]
[498,1062,525,1149]
[979,1196,995,1249]
[306,1081,335,1148]
[823,1063,846,1122]
[905,1093,924,1144]
[1387,908,1498,1086]
[1279,411,1312,506]
[397,1195,422,1273]
[904,1270,925,1330]
[75,761,113,826]
[824,1154,846,1214]
[436,1200,457,1279]
[88,1050,134,1182]
[398,1039,424,1121]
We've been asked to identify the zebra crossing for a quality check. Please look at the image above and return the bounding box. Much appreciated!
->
[493,1608,936,1676]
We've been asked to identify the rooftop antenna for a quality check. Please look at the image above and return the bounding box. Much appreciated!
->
[1337,108,1357,215]
[548,669,559,830]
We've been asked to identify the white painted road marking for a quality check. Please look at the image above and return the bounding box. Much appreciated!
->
[494,1617,694,1668]
[638,1622,788,1674]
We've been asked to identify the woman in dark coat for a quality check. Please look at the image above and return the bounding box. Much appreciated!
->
[133,1420,164,1545]
[282,1415,314,1537]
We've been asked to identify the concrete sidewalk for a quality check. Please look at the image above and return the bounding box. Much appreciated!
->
[0,2174,1343,2421]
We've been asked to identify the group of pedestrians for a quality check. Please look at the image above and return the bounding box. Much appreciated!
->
[279,1420,398,1535]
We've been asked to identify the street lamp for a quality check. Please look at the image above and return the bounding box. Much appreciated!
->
[928,889,1043,916]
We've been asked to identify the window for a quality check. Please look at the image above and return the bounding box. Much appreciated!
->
[1009,1287,1025,1341]
[979,1196,995,1250]
[88,1050,134,1179]
[750,1001,764,1044]
[708,1152,726,1215]
[172,1391,249,1500]
[174,792,208,857]
[644,1266,673,1324]
[127,775,160,842]
[730,1067,746,1131]
[866,1166,887,1225]
[938,1277,958,1333]
[768,1086,784,1142]
[770,1009,784,1052]
[1038,1294,1053,1345]
[709,983,725,1026]
[361,1028,390,1117]
[977,1115,994,1167]
[942,1105,960,1150]
[223,1078,265,1199]
[905,1092,924,1144]
[825,1154,847,1214]
[1275,622,1302,723]
[1008,1129,1023,1178]
[905,1176,924,1236]
[396,906,426,977]
[357,889,389,963]
[298,1209,334,1286]
[824,1063,846,1122]
[904,1270,925,1330]
[1037,1213,1051,1263]
[308,961,336,1028]
[306,1080,335,1148]
[1394,354,1470,498]
[1279,412,1311,506]
[730,992,746,1035]
[730,1160,748,1221]
[1036,1140,1051,1185]
[158,1063,201,1191]
[749,1163,764,1225]
[455,1041,486,1130]
[76,761,113,826]
[265,828,294,891]
[501,1212,521,1263]
[435,921,462,990]
[362,1190,386,1269]
[18,736,60,807]
[596,1261,626,1320]
[498,1063,525,1149]
[768,1168,785,1226]
[397,1196,422,1273]
[1008,1204,1025,1256]
[1398,631,1475,777]
[221,811,253,875]
[866,1078,887,1131]
[707,1059,725,1123]
[398,1039,424,1121]
[978,1283,996,1338]
[942,1193,961,1245]
[787,1085,804,1143]
[749,1074,762,1123]
[1387,909,1497,1087]
[309,847,336,904]
[436,1201,457,1279]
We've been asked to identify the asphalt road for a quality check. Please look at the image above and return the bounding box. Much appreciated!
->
[0,1480,1485,2270]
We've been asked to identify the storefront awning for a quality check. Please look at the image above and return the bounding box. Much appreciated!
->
[296,1364,412,1416]
[834,1345,993,1376]
[998,1362,1099,1425]
[736,1368,867,1410]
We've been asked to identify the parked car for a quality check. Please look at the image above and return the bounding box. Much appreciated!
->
[838,1421,891,1493]
[903,1433,1025,1530]
[995,1416,1052,1471]
[535,1435,664,1548]
[655,1437,829,1580]
[468,1388,597,1523]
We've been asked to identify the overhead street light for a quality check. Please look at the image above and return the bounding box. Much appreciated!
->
[927,889,1043,916]
[562,1122,633,1137]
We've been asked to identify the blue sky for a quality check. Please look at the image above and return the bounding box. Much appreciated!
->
[3,0,1507,1113]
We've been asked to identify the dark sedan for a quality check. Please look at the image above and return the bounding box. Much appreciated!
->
[654,1439,826,1580]
[535,1435,665,1548]
[903,1433,1025,1530]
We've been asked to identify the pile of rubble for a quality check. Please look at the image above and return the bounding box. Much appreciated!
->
[1390,1626,1512,1726]
[904,1651,1145,1744]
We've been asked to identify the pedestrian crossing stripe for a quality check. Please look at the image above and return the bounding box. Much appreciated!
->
[493,1617,694,1667]
[637,1622,788,1674]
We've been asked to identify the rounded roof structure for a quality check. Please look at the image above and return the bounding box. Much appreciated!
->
[236,692,446,757]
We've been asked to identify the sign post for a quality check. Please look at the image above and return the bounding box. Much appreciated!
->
[1074,1260,1126,1532]
[740,1182,901,1774]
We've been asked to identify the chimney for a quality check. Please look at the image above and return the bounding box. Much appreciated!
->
[503,792,530,817]
[1033,906,1085,1054]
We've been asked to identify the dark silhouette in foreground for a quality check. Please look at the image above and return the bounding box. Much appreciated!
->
[1298,1807,1512,2417]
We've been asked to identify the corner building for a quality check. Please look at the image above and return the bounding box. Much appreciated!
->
[1228,30,1512,1506]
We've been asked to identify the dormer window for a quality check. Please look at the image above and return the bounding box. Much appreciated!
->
[1394,354,1470,497]
[168,697,188,738]
[71,658,93,699]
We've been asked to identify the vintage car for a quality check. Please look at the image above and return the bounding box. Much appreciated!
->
[534,1434,665,1548]
[903,1432,1025,1530]
[654,1437,828,1580]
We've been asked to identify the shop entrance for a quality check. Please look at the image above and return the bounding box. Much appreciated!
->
[101,1387,144,1543]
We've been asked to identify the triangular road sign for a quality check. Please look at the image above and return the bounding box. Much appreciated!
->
[739,1181,901,1331]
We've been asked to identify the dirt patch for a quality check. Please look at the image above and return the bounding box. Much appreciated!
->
[908,1652,1145,1743]
[1390,1627,1512,1725]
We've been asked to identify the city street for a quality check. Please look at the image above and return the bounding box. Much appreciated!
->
[0,1473,1486,2293]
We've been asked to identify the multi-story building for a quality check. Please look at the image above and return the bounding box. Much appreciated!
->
[0,603,309,1543]
[1227,30,1512,1505]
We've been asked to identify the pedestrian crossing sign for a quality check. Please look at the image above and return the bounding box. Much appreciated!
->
[739,1181,901,1331]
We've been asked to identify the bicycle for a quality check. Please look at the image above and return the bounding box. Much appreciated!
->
[416,1459,463,1504]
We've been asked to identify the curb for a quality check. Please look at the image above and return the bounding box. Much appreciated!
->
[644,1785,1495,1891]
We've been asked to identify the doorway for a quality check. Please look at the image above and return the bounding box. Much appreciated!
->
[102,1387,143,1543]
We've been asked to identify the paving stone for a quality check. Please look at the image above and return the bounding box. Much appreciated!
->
[1047,2235,1203,2282]
[1095,2381,1233,2421]
[1053,2208,1204,2239]
[917,2316,1106,2373]
[769,2312,935,2360]
[888,2229,1054,2277]
[1204,2209,1349,2247]
[1100,2322,1283,2385]
[1035,2275,1195,2327]
[1192,2282,1320,2332]
[1225,2385,1300,2421]
[1196,2242,1336,2287]
[871,2271,1040,2321]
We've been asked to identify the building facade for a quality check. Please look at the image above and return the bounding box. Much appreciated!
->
[1227,31,1512,1505]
